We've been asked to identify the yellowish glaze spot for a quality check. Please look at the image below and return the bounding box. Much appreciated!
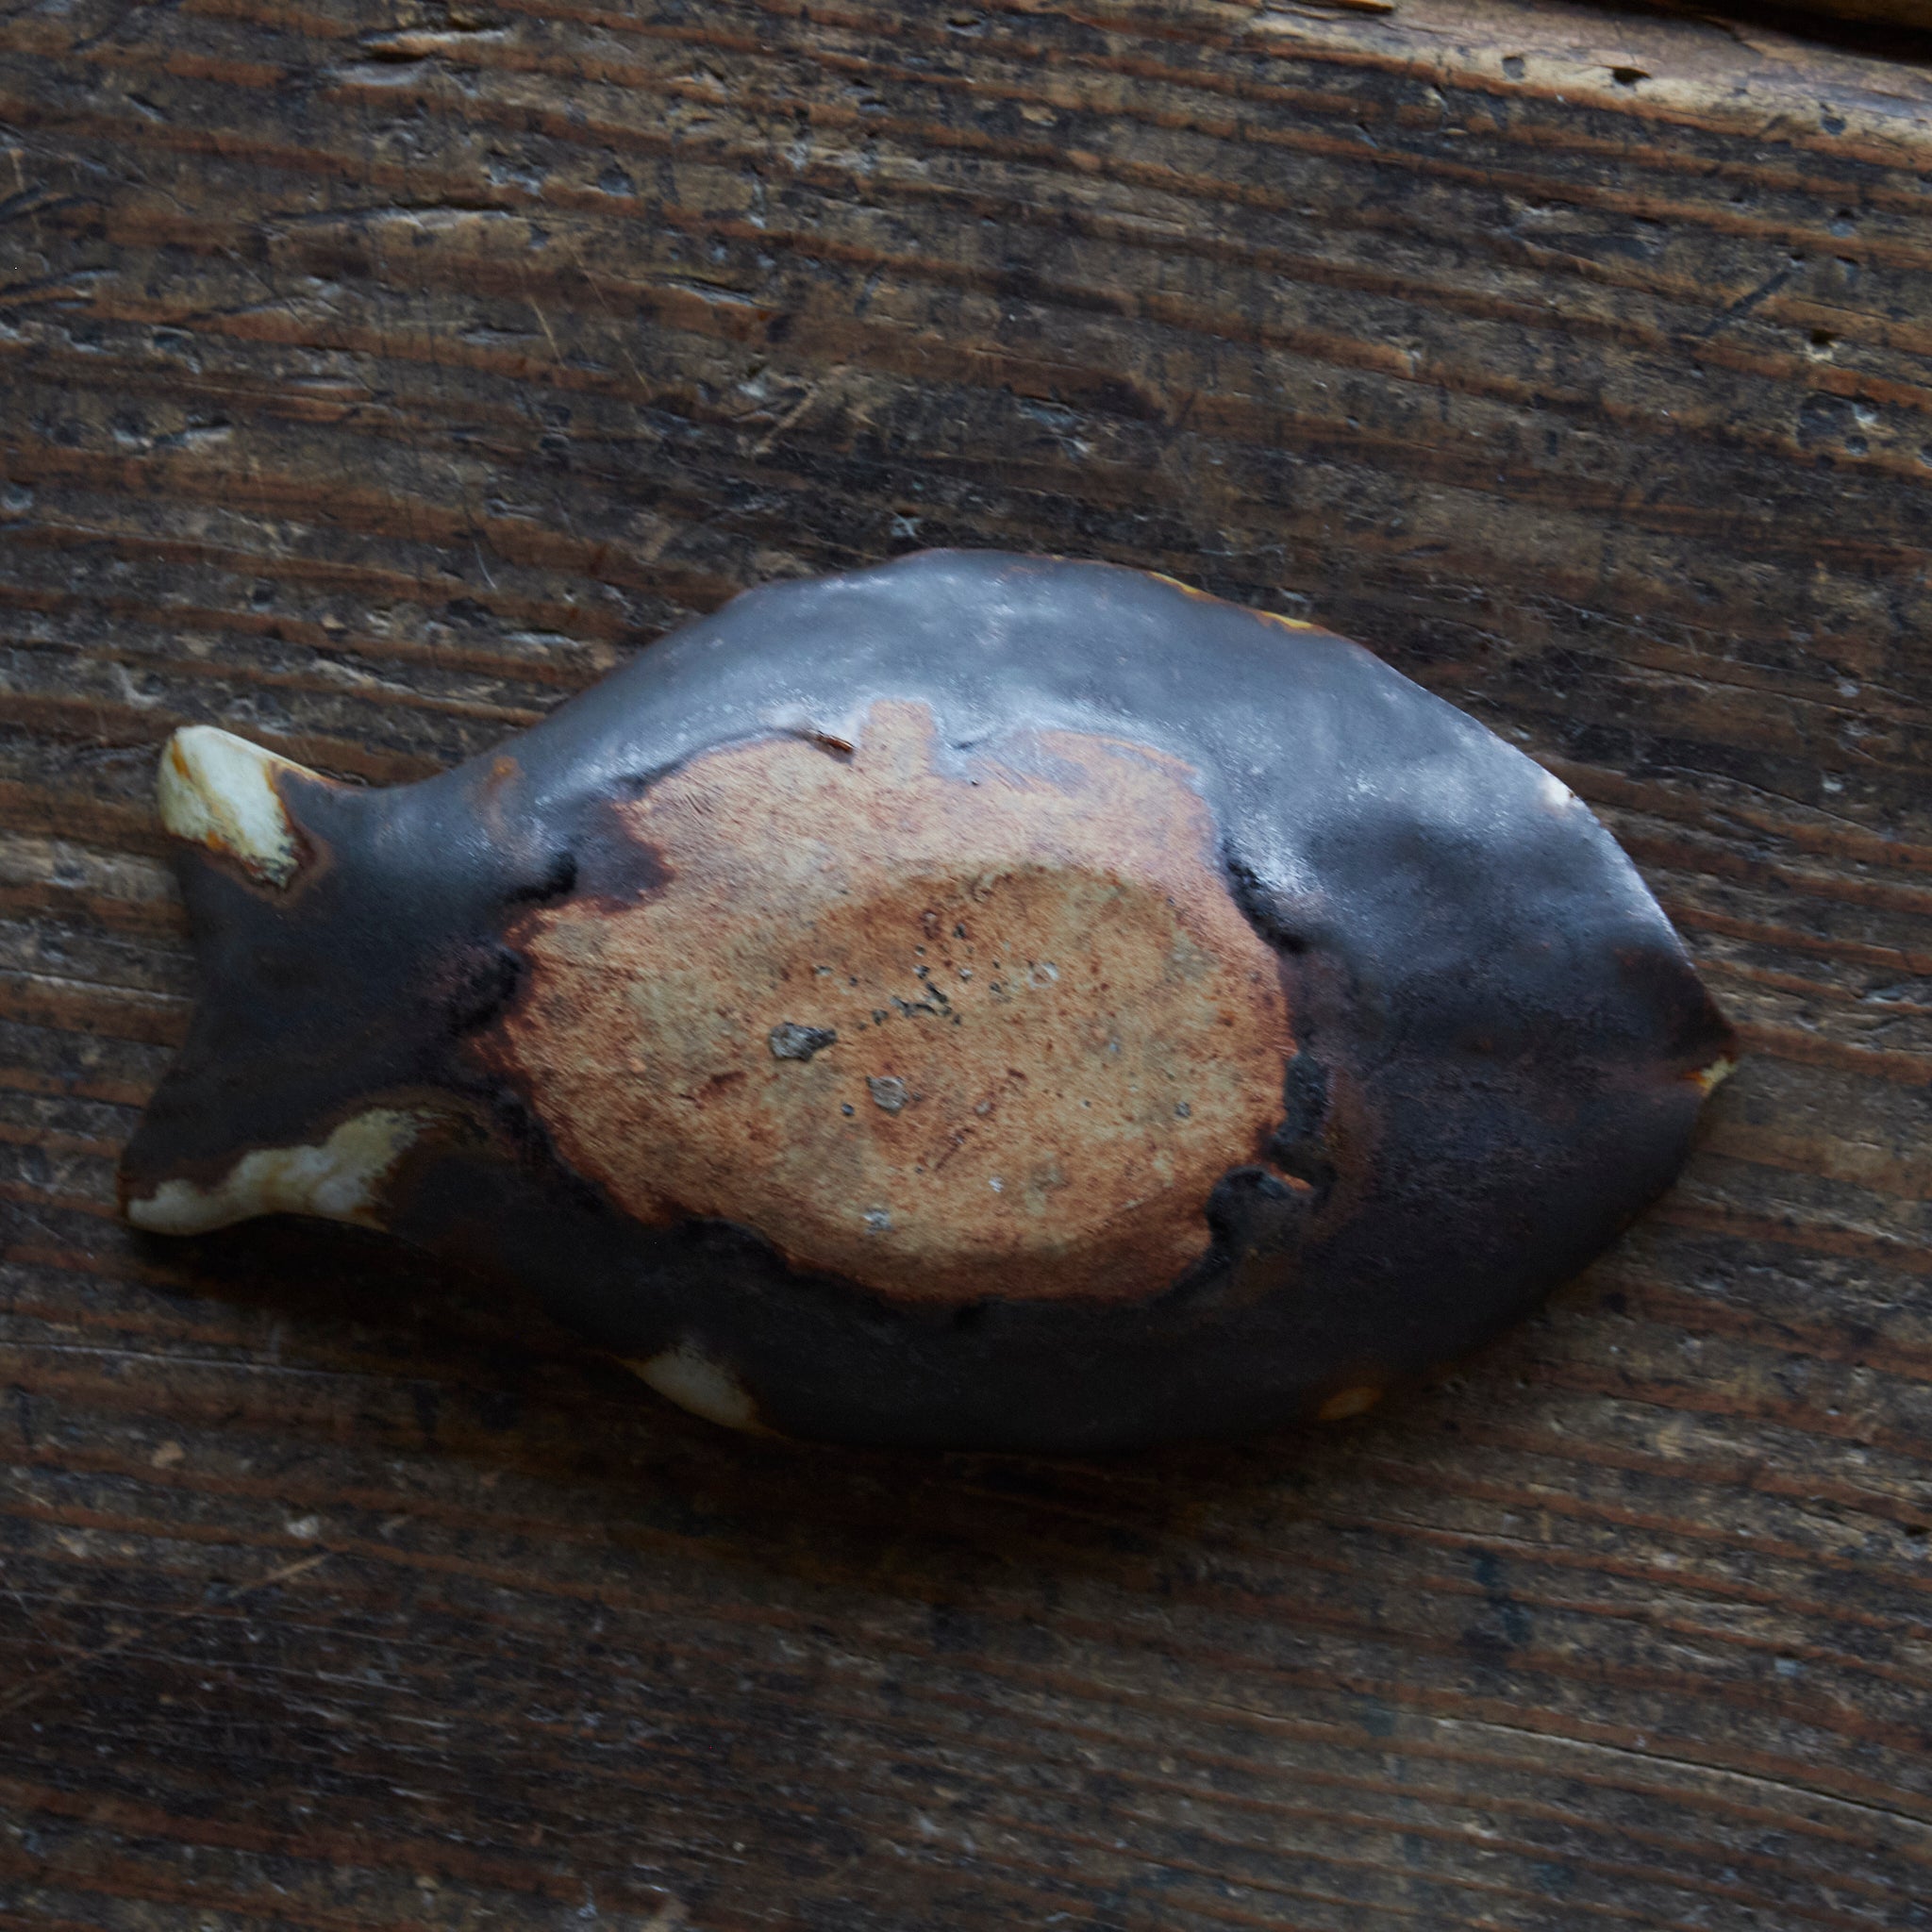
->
[1690,1055,1739,1096]
[1143,570,1215,602]
[1318,1385,1383,1422]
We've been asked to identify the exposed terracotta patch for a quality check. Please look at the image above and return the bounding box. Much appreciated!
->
[492,702,1294,1304]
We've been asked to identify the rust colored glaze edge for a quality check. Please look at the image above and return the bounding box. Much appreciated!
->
[119,552,1735,1454]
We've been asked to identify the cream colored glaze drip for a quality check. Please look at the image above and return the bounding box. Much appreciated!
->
[157,725,314,887]
[125,1108,429,1235]
[498,702,1295,1304]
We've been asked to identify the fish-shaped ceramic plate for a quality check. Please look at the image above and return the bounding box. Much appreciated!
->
[121,552,1735,1451]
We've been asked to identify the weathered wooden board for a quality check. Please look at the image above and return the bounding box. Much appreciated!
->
[2,0,1931,1926]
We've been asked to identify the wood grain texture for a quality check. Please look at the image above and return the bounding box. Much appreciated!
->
[2,0,1931,1924]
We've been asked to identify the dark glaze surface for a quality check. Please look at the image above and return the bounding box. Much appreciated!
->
[121,552,1733,1452]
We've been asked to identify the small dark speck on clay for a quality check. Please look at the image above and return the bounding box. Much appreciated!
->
[770,1023,838,1062]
